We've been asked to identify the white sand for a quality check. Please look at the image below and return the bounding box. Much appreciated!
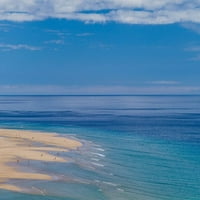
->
[0,129,82,192]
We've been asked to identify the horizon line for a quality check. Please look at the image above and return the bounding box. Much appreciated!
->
[0,94,200,96]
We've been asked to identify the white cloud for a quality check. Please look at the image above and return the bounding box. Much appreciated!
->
[0,0,199,24]
[0,43,41,51]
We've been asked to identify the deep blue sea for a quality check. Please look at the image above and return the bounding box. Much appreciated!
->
[0,95,200,200]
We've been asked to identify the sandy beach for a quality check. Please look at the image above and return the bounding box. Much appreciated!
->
[0,128,82,193]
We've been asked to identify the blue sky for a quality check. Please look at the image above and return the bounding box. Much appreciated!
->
[0,1,200,94]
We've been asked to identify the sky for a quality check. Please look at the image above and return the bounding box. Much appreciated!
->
[0,0,200,94]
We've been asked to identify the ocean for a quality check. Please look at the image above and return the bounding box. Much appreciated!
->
[0,95,200,200]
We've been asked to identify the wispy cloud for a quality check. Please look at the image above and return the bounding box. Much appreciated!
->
[0,23,11,32]
[0,43,41,51]
[185,45,200,61]
[186,46,200,52]
[45,29,70,37]
[44,40,64,45]
[0,1,199,24]
[182,23,200,34]
[149,81,180,85]
[90,42,113,50]
[189,55,200,61]
[76,33,94,37]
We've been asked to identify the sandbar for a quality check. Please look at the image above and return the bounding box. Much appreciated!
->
[0,128,82,193]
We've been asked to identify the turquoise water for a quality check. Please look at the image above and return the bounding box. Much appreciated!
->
[0,95,200,199]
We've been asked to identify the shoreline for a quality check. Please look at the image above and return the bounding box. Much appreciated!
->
[0,128,82,193]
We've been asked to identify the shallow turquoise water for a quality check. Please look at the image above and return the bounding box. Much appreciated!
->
[0,95,200,199]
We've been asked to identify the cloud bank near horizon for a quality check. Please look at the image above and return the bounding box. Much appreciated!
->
[0,0,200,24]
[0,85,200,95]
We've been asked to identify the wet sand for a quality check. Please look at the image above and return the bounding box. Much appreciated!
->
[0,129,82,192]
